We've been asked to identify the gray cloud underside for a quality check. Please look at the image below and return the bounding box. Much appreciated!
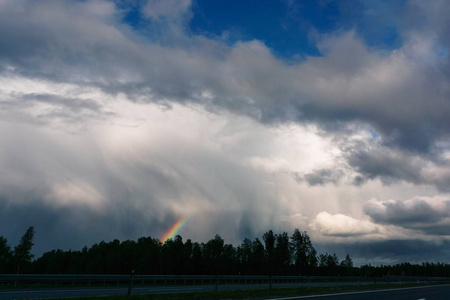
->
[0,195,161,256]
[364,197,450,236]
[1,0,450,153]
[302,169,344,186]
[344,143,450,192]
[0,93,112,129]
[319,239,450,265]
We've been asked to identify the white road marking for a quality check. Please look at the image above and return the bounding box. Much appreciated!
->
[268,284,449,299]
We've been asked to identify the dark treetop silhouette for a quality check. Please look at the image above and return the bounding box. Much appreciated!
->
[1,227,450,277]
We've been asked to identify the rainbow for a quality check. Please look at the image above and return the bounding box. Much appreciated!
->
[160,217,189,243]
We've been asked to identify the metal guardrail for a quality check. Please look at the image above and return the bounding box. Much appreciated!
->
[1,274,449,293]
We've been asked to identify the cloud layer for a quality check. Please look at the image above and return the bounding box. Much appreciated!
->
[1,0,450,263]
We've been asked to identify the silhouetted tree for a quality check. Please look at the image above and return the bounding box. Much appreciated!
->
[170,235,185,274]
[237,238,252,274]
[221,243,237,274]
[290,229,317,275]
[182,239,193,274]
[274,232,291,274]
[340,254,353,268]
[161,237,183,274]
[339,254,354,275]
[250,238,265,274]
[202,234,224,274]
[262,230,276,274]
[136,236,161,274]
[14,226,35,274]
[116,239,138,273]
[191,242,202,274]
[318,252,339,275]
[0,236,12,273]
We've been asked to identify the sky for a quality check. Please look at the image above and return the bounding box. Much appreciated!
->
[1,0,450,266]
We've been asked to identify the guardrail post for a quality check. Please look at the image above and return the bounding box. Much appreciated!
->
[308,276,310,289]
[127,270,135,296]
[269,275,272,290]
[357,277,360,288]
[215,274,219,292]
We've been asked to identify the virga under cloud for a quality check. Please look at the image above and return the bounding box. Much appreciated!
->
[1,0,450,263]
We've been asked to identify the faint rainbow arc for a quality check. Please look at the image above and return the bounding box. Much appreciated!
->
[160,217,189,243]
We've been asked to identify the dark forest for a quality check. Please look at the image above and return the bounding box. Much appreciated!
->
[1,227,449,278]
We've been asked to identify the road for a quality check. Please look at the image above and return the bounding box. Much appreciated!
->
[270,284,450,300]
[1,283,449,299]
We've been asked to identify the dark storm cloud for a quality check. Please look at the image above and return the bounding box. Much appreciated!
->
[364,197,450,236]
[343,142,450,192]
[0,195,164,258]
[365,199,447,224]
[319,239,450,264]
[303,169,343,186]
[346,147,423,185]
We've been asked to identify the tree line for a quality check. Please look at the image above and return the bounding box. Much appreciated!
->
[0,226,35,274]
[1,226,450,278]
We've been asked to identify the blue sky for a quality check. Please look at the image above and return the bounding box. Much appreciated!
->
[1,0,450,265]
[121,0,404,58]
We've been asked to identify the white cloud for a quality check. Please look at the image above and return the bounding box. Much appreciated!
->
[311,211,379,237]
[50,180,105,209]
[143,0,192,21]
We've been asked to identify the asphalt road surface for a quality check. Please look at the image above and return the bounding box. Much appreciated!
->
[270,284,450,300]
[1,283,449,299]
